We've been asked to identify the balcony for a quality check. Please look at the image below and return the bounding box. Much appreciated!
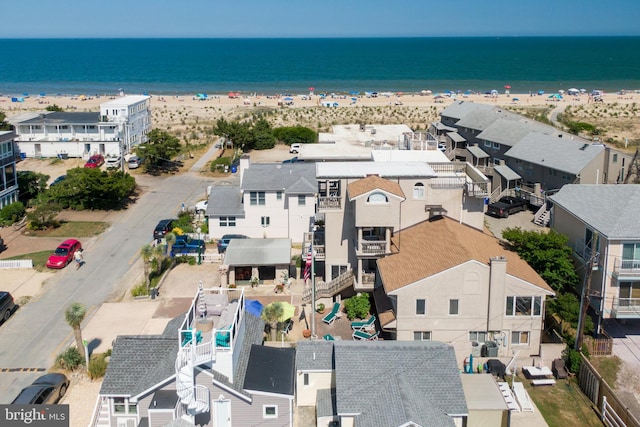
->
[357,239,388,256]
[318,196,341,210]
[612,298,640,319]
[612,258,640,279]
[354,272,376,292]
[303,232,325,261]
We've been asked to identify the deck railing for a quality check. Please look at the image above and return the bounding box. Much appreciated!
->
[612,258,640,277]
[318,196,341,210]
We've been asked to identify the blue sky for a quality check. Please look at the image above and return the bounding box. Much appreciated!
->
[2,0,639,38]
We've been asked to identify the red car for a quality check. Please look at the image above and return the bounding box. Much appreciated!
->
[84,154,105,169]
[46,239,82,269]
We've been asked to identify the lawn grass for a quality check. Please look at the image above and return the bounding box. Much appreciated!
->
[26,221,110,238]
[523,376,602,427]
[590,356,622,388]
[6,250,54,272]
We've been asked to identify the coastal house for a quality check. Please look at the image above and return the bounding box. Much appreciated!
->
[304,159,489,301]
[0,130,19,209]
[374,216,554,363]
[549,184,640,327]
[91,286,295,427]
[295,340,469,427]
[205,157,317,244]
[11,95,151,159]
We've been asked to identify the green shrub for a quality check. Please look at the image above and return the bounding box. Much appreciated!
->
[210,156,231,172]
[564,346,583,373]
[88,355,108,379]
[344,293,371,320]
[0,201,26,226]
[55,347,84,370]
[131,283,148,297]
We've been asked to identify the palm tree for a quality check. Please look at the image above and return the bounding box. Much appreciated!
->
[165,232,176,256]
[65,302,87,361]
[261,302,284,341]
[152,244,165,274]
[140,244,153,292]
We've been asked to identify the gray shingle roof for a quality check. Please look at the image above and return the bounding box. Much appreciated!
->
[316,388,337,418]
[295,340,334,371]
[100,336,177,396]
[18,111,100,125]
[550,184,640,239]
[454,107,508,131]
[505,133,604,175]
[243,345,295,395]
[440,100,494,121]
[494,164,521,181]
[467,145,489,159]
[333,341,467,426]
[448,131,466,143]
[241,163,317,192]
[208,186,244,217]
[477,118,552,147]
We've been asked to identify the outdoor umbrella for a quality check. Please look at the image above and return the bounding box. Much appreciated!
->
[265,301,296,322]
[308,87,315,91]
[283,97,294,101]
[245,299,264,317]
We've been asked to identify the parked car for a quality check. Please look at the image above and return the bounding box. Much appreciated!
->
[49,175,67,187]
[194,200,208,214]
[282,157,302,164]
[11,373,69,404]
[46,239,82,269]
[486,196,529,218]
[171,235,206,256]
[0,291,17,324]
[154,219,176,241]
[84,154,105,169]
[105,155,122,169]
[128,155,142,169]
[217,234,248,253]
[289,143,301,153]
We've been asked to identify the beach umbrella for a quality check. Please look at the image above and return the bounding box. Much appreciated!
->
[265,301,295,322]
[350,91,359,95]
[537,90,545,95]
[397,91,403,96]
[504,85,511,89]
[245,299,264,317]
[308,87,315,91]
[490,89,498,95]
[351,97,357,101]
[284,97,294,101]
[512,97,520,102]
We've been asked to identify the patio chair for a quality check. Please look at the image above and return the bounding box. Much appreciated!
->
[322,302,341,325]
[215,325,231,347]
[351,315,376,331]
[352,329,379,341]
[181,329,202,347]
[283,318,293,334]
[323,334,335,341]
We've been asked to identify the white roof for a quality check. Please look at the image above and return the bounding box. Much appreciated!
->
[371,149,449,163]
[100,95,150,107]
[461,375,508,411]
[316,161,436,178]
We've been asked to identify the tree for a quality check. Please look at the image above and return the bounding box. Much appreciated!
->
[141,244,153,292]
[45,104,64,112]
[26,194,61,230]
[17,171,50,203]
[273,126,317,145]
[165,232,176,257]
[261,302,284,341]
[0,201,26,226]
[502,227,580,293]
[139,129,182,171]
[65,302,87,361]
[0,110,10,131]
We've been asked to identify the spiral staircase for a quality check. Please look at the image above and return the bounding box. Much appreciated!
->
[175,339,211,415]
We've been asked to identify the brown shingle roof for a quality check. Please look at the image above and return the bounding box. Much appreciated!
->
[348,175,405,200]
[378,217,553,294]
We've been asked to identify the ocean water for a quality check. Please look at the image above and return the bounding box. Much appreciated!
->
[0,37,639,96]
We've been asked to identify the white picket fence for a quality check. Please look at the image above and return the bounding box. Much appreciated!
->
[0,259,33,269]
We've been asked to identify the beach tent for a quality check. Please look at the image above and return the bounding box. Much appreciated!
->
[567,88,580,96]
[537,90,545,95]
[196,93,208,100]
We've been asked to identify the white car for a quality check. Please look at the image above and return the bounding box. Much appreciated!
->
[289,144,301,153]
[105,155,122,168]
[195,200,208,214]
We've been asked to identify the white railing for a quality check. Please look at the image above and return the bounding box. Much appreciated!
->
[360,240,387,255]
[318,196,341,210]
[302,270,355,303]
[613,258,640,276]
[0,259,33,269]
[612,298,640,317]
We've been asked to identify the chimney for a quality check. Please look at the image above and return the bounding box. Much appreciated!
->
[487,256,507,331]
[239,154,251,183]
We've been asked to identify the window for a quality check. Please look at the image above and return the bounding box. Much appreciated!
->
[469,331,487,343]
[219,216,236,227]
[622,243,640,269]
[261,216,270,227]
[449,299,459,315]
[298,195,306,206]
[416,299,426,315]
[303,373,309,386]
[484,141,492,148]
[506,296,542,316]
[276,191,283,200]
[250,191,265,205]
[263,405,277,419]
[511,331,530,345]
[413,183,425,199]
[367,192,388,204]
[493,142,500,149]
[413,331,432,341]
[613,153,618,163]
[113,397,136,414]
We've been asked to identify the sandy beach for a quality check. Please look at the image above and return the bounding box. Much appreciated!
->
[2,90,638,149]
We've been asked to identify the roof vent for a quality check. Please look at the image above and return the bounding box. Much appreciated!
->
[579,144,589,151]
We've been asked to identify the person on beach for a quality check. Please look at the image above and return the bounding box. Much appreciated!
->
[75,248,84,269]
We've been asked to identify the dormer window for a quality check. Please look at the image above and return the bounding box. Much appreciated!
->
[367,192,388,204]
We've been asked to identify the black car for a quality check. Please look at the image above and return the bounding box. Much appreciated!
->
[154,219,176,241]
[12,373,69,404]
[0,291,16,324]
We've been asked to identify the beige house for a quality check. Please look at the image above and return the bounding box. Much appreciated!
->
[375,216,554,362]
[549,184,640,327]
[306,161,489,299]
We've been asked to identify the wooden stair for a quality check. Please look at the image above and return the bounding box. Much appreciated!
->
[302,270,355,303]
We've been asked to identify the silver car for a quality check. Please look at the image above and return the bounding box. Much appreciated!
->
[128,155,142,169]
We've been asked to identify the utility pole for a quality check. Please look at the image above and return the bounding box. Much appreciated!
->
[576,253,600,351]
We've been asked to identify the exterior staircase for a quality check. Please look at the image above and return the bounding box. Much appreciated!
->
[533,203,552,227]
[175,341,211,415]
[302,270,355,303]
[90,395,111,427]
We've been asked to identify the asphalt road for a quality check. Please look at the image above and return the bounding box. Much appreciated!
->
[0,165,234,402]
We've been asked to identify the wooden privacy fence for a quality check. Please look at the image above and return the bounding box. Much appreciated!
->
[578,353,640,427]
[0,259,33,269]
[585,330,614,356]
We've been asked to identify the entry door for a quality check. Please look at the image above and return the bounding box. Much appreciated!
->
[34,144,41,157]
[214,399,231,427]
